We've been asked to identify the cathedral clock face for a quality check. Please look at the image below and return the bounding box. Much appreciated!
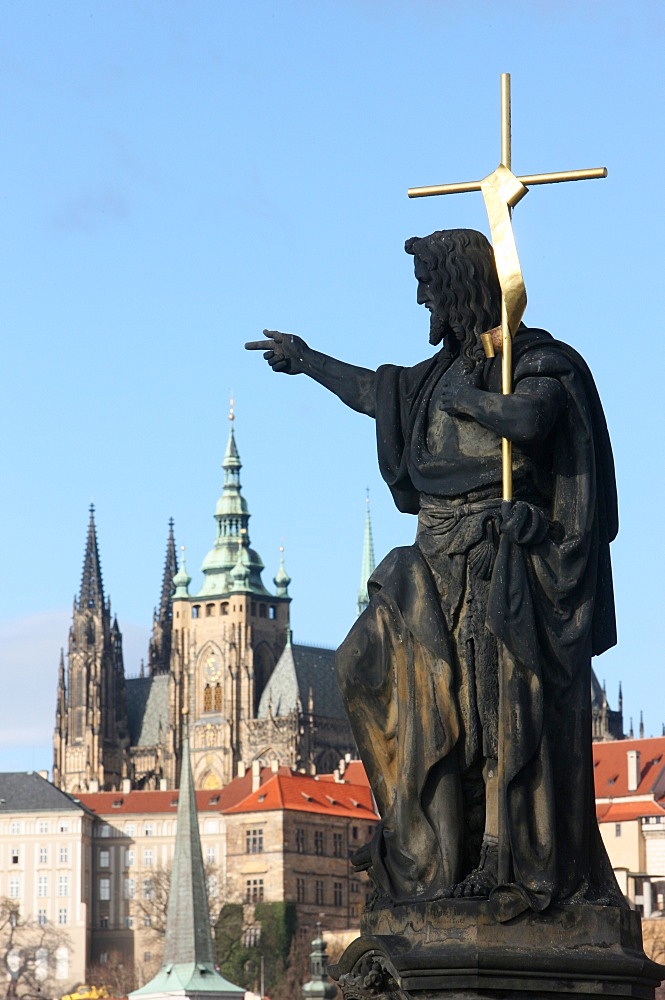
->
[203,653,221,683]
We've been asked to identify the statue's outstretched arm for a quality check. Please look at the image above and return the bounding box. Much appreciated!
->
[245,330,377,417]
[438,376,566,445]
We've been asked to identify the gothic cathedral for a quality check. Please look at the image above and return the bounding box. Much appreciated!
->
[53,415,356,792]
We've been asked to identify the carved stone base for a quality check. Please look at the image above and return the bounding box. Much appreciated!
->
[328,901,665,1000]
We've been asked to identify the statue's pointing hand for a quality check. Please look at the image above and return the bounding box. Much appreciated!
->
[245,330,309,375]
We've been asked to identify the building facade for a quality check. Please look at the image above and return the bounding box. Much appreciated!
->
[594,735,665,916]
[0,772,93,992]
[75,763,377,975]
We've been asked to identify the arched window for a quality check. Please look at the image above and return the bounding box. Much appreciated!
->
[214,684,222,713]
[220,603,229,616]
[206,604,215,617]
[192,605,200,619]
[203,685,212,712]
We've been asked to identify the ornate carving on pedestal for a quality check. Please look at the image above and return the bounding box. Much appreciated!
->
[337,951,401,999]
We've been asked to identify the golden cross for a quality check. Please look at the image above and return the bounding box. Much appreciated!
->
[408,73,607,502]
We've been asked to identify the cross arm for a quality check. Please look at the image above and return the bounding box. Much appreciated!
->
[408,166,607,199]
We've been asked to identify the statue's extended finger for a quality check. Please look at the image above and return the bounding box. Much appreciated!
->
[262,329,284,342]
[245,340,275,351]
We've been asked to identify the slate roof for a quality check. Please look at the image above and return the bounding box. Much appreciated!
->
[0,771,84,813]
[126,674,170,747]
[257,642,345,720]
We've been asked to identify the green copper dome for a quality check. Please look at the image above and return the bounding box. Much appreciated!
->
[197,419,270,597]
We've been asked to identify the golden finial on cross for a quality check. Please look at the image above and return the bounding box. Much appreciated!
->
[408,73,607,502]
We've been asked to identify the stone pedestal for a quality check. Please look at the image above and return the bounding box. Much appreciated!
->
[329,901,664,1000]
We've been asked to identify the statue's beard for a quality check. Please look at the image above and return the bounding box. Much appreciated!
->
[429,312,452,347]
[429,309,484,372]
[429,310,456,349]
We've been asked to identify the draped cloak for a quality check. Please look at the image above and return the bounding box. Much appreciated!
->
[335,328,625,916]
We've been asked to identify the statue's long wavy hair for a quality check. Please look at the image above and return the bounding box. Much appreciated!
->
[405,229,502,371]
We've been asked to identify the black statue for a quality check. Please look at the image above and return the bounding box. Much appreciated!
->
[246,229,623,921]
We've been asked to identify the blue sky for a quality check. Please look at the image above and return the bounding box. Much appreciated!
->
[1,1,663,772]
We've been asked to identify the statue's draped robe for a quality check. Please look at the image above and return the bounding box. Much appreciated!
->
[336,329,623,914]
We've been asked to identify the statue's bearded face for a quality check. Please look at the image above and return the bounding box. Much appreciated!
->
[414,256,452,347]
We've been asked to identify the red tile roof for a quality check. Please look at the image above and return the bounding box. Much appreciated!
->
[224,772,378,819]
[319,760,370,787]
[593,736,665,800]
[75,764,379,822]
[597,800,665,823]
[76,766,292,815]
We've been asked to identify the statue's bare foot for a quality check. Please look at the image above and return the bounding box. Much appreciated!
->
[445,839,499,899]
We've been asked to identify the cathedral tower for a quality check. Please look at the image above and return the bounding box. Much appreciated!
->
[170,411,291,787]
[53,506,130,792]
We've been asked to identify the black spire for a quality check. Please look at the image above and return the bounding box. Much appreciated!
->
[160,518,178,618]
[148,519,178,676]
[79,505,104,610]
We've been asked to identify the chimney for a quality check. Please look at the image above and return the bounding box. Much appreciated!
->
[270,759,279,774]
[627,749,641,792]
[89,778,99,793]
[237,761,246,779]
[252,759,261,793]
[159,777,167,790]
[122,778,131,793]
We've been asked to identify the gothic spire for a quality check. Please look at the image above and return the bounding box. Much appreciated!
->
[165,721,214,966]
[357,492,376,617]
[159,518,178,619]
[79,505,104,611]
[129,718,243,998]
[148,520,178,675]
[54,508,129,793]
[55,650,66,723]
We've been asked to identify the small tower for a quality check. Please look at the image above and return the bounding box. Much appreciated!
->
[274,545,291,598]
[302,924,337,999]
[129,715,243,1000]
[357,492,376,617]
[148,519,178,676]
[53,506,129,792]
